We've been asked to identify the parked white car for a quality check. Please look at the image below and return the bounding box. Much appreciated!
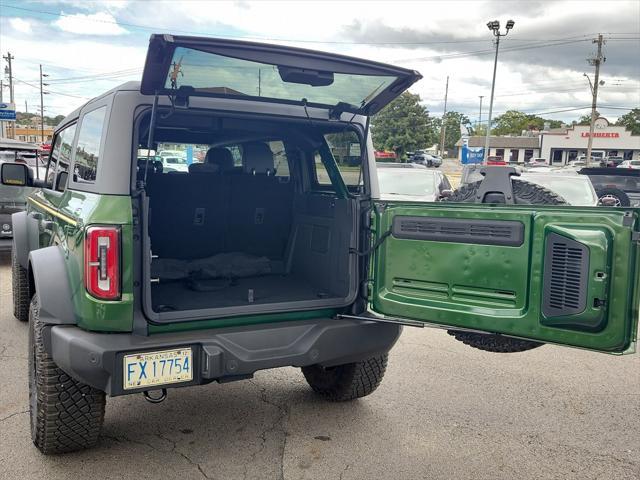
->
[617,160,640,170]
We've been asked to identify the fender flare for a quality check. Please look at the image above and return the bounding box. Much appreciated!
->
[11,211,39,269]
[29,246,76,325]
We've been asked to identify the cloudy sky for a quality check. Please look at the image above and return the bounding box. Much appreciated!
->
[1,0,638,124]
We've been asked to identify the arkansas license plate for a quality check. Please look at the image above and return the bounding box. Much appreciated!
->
[123,348,193,390]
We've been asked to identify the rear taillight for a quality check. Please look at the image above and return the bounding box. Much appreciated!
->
[85,226,120,300]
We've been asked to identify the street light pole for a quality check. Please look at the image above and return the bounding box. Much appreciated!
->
[483,20,514,163]
[478,95,484,132]
[439,75,449,158]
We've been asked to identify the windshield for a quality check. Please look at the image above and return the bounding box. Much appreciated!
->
[378,169,436,197]
[165,47,398,110]
[521,175,596,205]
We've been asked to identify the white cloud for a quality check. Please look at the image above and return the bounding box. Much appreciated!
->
[9,18,32,34]
[53,11,128,36]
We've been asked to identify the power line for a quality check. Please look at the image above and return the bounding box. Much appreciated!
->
[4,4,638,47]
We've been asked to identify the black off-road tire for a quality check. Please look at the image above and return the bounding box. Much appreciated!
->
[596,187,630,207]
[12,249,31,322]
[29,296,106,454]
[302,354,388,402]
[447,330,543,353]
[450,178,566,205]
[445,178,566,353]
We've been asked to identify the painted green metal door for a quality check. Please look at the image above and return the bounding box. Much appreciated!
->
[370,203,640,353]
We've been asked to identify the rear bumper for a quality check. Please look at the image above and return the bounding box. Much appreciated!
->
[46,318,401,396]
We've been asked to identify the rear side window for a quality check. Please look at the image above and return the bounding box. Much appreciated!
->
[268,141,289,179]
[313,131,363,189]
[73,106,106,183]
[47,123,77,187]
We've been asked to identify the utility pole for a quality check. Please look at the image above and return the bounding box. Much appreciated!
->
[478,95,484,132]
[39,64,49,143]
[585,34,605,167]
[439,75,449,158]
[0,80,3,139]
[3,51,15,139]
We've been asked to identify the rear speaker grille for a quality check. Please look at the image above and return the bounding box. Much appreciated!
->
[542,233,589,317]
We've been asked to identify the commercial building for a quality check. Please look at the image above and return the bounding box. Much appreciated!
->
[455,135,540,163]
[14,124,54,143]
[540,118,640,164]
[454,118,639,165]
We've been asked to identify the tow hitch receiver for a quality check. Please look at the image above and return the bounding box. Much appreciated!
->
[143,389,167,403]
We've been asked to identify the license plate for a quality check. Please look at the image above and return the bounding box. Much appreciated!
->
[123,348,193,390]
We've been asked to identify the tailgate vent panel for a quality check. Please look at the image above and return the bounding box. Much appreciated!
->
[542,233,589,317]
[392,216,524,246]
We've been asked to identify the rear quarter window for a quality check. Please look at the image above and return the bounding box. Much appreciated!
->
[73,106,107,184]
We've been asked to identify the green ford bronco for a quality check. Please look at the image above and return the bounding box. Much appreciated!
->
[2,35,639,454]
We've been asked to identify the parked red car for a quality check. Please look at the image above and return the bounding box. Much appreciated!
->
[486,155,506,165]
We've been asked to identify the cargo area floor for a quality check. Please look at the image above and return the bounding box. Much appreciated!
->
[151,274,339,312]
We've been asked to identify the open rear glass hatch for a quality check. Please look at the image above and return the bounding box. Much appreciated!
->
[140,34,422,115]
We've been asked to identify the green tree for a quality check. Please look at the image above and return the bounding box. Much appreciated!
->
[616,108,640,135]
[15,111,66,126]
[439,111,472,150]
[371,92,438,158]
[492,110,562,135]
[575,114,593,126]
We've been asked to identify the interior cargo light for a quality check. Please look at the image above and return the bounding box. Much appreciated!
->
[85,226,121,300]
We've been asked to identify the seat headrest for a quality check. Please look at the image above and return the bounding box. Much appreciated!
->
[189,147,236,174]
[243,143,275,175]
[188,162,219,174]
[205,147,234,172]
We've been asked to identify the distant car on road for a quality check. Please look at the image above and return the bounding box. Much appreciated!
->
[486,156,506,165]
[410,151,442,168]
[377,162,452,201]
[602,156,624,167]
[161,155,189,172]
[617,160,640,170]
[528,157,547,166]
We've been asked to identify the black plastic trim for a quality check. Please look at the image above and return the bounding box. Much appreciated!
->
[391,216,525,247]
[47,318,401,396]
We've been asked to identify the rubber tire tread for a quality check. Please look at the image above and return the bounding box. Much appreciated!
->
[12,249,31,322]
[29,296,106,454]
[301,354,388,402]
[448,178,566,204]
[447,330,543,353]
[595,187,630,207]
[445,178,565,353]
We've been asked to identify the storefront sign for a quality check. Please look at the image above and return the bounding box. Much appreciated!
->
[0,103,16,121]
[580,132,620,138]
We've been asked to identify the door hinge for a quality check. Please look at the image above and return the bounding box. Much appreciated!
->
[632,231,640,242]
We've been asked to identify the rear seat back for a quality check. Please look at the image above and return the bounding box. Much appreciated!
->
[227,143,293,258]
[146,173,229,259]
[147,142,294,261]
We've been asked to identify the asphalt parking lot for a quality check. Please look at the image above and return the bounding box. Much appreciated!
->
[0,250,638,480]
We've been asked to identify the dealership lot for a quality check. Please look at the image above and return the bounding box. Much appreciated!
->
[0,251,638,480]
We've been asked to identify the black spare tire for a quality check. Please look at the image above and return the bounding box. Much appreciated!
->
[445,178,567,353]
[596,187,630,207]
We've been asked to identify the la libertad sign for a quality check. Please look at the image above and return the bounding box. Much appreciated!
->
[580,132,620,138]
